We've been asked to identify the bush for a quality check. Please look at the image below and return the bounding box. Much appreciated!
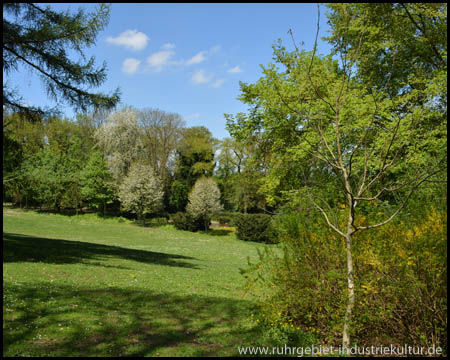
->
[172,212,209,232]
[211,211,240,226]
[147,217,167,227]
[351,208,447,350]
[272,211,304,240]
[234,213,276,243]
[216,215,233,226]
[243,208,447,351]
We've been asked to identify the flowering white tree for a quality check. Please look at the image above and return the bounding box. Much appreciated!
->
[187,177,223,231]
[118,163,164,225]
[95,107,142,183]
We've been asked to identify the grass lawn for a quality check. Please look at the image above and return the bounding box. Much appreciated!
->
[3,207,272,356]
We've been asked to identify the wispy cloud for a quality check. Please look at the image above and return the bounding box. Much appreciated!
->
[211,79,226,88]
[162,43,175,50]
[227,65,243,74]
[106,29,149,51]
[185,45,221,66]
[186,51,208,65]
[125,43,223,76]
[184,113,201,120]
[146,50,175,72]
[122,58,141,74]
[192,69,213,84]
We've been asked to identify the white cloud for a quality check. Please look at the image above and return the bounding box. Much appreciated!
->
[106,29,149,51]
[162,43,175,50]
[185,45,221,66]
[122,58,141,74]
[146,50,175,72]
[227,65,243,74]
[192,69,213,84]
[211,79,226,88]
[186,51,208,65]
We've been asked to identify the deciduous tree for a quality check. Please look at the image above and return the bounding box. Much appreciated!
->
[95,107,142,183]
[81,151,116,215]
[227,4,446,350]
[118,163,164,225]
[187,177,223,231]
[138,108,185,181]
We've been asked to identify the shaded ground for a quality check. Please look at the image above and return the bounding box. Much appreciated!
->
[4,282,261,357]
[4,232,199,269]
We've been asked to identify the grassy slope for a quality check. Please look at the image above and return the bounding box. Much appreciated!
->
[3,207,269,356]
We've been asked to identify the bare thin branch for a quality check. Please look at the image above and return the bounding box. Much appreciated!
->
[357,167,446,230]
[309,195,346,237]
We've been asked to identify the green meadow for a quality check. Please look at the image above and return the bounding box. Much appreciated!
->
[3,207,271,356]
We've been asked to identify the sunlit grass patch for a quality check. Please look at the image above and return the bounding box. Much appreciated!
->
[3,207,272,356]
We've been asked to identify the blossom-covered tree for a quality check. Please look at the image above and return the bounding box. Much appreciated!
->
[118,163,164,225]
[95,107,142,182]
[187,177,223,231]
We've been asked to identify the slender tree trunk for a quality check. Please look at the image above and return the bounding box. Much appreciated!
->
[342,231,355,352]
[342,200,355,352]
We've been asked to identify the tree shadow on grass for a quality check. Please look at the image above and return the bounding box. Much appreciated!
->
[3,281,264,357]
[35,208,80,217]
[203,229,234,236]
[3,232,199,269]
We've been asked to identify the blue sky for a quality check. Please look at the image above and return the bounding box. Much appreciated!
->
[7,3,332,140]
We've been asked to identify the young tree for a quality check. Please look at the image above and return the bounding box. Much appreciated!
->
[118,163,164,225]
[186,177,223,231]
[3,3,120,120]
[226,4,446,350]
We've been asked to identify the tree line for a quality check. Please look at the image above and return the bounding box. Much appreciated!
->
[3,107,269,220]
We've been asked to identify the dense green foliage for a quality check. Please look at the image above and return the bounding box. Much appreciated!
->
[172,212,208,232]
[234,214,275,243]
[169,126,218,212]
[80,152,116,215]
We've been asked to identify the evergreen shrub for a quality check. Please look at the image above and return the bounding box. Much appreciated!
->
[234,213,276,243]
[172,212,208,232]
